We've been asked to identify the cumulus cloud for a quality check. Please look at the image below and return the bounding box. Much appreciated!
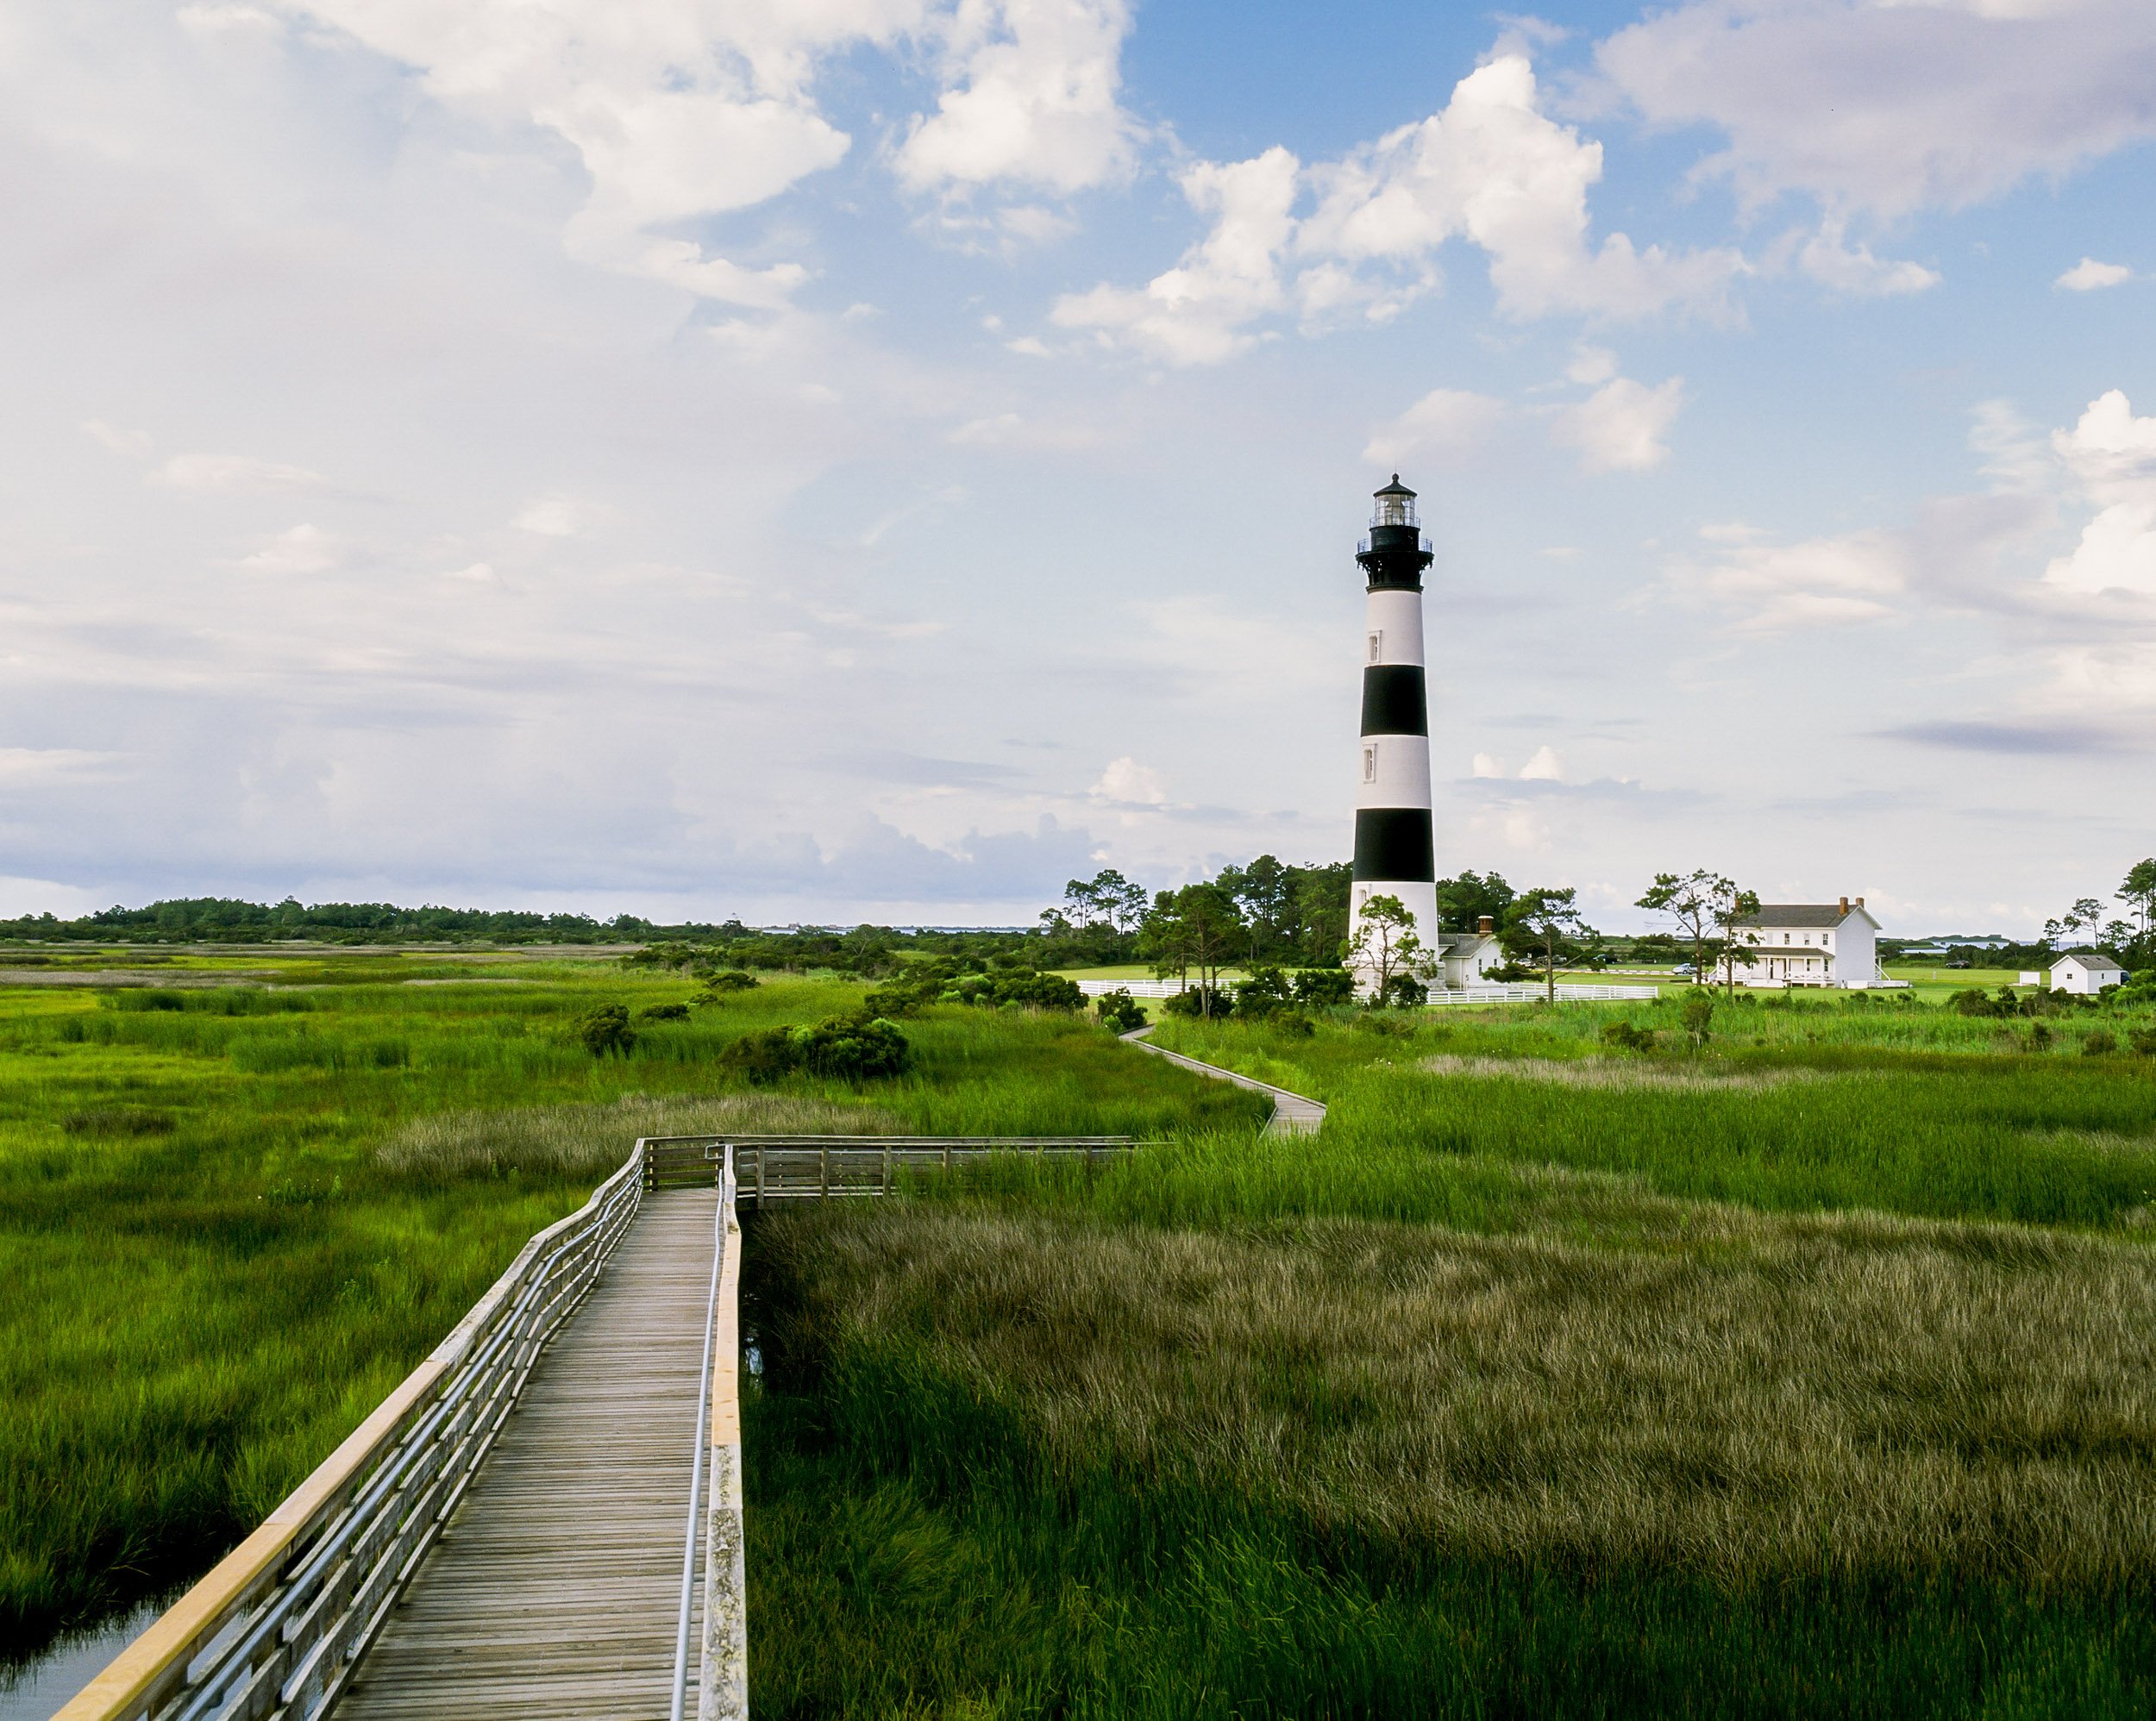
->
[1051,147,1297,364]
[1795,216,1940,296]
[1551,375,1685,472]
[153,452,329,492]
[895,0,1138,197]
[235,523,344,574]
[280,0,917,307]
[1090,755,1166,805]
[2044,389,2156,594]
[2056,256,2132,291]
[1055,53,1744,364]
[82,419,153,458]
[1683,528,1909,631]
[1589,0,2156,220]
[1363,388,1507,468]
[1517,745,1565,780]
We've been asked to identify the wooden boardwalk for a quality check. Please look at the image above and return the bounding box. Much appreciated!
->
[1122,1026,1326,1136]
[334,1192,719,1720]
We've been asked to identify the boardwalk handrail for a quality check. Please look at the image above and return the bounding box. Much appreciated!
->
[670,1155,726,1721]
[697,1148,749,1721]
[58,1142,650,1721]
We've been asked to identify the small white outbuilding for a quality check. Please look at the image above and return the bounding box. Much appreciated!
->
[2052,951,2127,995]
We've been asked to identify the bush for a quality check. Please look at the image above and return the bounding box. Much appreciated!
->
[698,970,759,1000]
[1601,1020,1655,1054]
[2131,1029,2156,1058]
[720,1016,912,1085]
[2083,1030,2116,1056]
[1269,1009,1315,1038]
[1680,989,1714,1048]
[1380,973,1428,1008]
[636,1002,690,1023]
[578,1004,636,1058]
[1234,966,1296,1018]
[1292,968,1356,1007]
[1161,986,1231,1018]
[1948,988,2001,1018]
[1094,989,1147,1034]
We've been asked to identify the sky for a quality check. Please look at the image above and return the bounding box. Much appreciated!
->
[1,0,2153,936]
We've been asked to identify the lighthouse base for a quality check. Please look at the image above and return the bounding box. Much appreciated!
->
[1347,878,1440,997]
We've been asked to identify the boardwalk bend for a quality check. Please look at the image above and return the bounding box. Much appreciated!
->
[58,1047,1321,1720]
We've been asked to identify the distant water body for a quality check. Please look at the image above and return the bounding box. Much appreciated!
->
[0,1598,169,1721]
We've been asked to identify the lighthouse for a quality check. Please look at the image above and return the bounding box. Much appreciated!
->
[1348,475,1438,988]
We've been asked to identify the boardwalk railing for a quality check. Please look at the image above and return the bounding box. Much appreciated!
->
[643,1134,1138,1205]
[57,1142,650,1721]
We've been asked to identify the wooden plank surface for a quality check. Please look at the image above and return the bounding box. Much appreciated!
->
[334,1192,718,1721]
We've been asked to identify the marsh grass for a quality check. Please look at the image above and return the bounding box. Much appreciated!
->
[745,1186,2156,1715]
[0,965,1238,1652]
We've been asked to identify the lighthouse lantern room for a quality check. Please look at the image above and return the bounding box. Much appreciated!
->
[1348,475,1438,990]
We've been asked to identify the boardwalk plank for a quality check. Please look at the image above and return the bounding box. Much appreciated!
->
[332,1192,717,1721]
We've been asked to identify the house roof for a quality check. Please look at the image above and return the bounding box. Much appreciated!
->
[2055,951,2125,972]
[1737,904,1870,929]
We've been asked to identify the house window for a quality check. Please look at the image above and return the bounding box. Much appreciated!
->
[1368,631,1383,664]
[1362,745,1378,783]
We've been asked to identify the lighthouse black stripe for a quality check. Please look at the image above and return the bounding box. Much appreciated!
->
[1352,809,1435,884]
[1359,665,1426,737]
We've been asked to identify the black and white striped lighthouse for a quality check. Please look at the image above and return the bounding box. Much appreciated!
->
[1349,475,1438,984]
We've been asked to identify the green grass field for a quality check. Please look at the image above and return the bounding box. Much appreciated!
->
[11,960,2156,1715]
[0,957,1260,1655]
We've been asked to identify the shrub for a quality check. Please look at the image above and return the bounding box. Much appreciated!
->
[1094,989,1147,1034]
[1680,989,1714,1048]
[2084,1030,2116,1056]
[1601,1020,1655,1054]
[1292,968,1356,1008]
[1234,966,1296,1018]
[2131,1029,2156,1058]
[636,1002,690,1023]
[1380,973,1428,1008]
[1269,1009,1315,1038]
[698,970,759,1000]
[578,1004,636,1058]
[720,1016,912,1084]
[1161,986,1231,1019]
[2030,1022,2053,1051]
[1948,988,2000,1018]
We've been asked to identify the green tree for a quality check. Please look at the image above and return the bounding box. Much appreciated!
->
[1501,886,1592,1004]
[1637,870,1757,992]
[1288,862,1351,966]
[1141,883,1244,1017]
[1345,893,1426,1002]
[2118,859,2156,942]
[578,1004,636,1058]
[1435,870,1515,934]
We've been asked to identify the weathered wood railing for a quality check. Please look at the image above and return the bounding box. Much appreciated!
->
[646,1134,1139,1204]
[56,1142,650,1721]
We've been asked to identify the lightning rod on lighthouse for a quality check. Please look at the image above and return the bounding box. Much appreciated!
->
[1348,475,1438,990]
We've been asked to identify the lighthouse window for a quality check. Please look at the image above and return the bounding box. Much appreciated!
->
[1368,630,1383,663]
[1362,745,1377,783]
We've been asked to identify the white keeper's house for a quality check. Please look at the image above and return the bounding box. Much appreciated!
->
[1430,916,1506,986]
[2052,951,2127,994]
[1731,897,1886,988]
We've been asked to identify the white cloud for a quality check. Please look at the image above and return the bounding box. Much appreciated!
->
[2056,256,2132,291]
[1051,147,1298,364]
[1567,344,1619,385]
[1056,51,1745,364]
[1300,55,1746,322]
[1589,0,2156,220]
[1363,388,1508,468]
[235,523,344,574]
[1090,755,1166,805]
[1471,752,1506,778]
[1796,216,1940,296]
[83,419,153,458]
[0,748,124,782]
[514,497,599,537]
[895,0,1138,196]
[153,452,328,492]
[1551,375,1684,472]
[280,0,924,307]
[2043,389,2156,594]
[1683,528,1910,632]
[1518,745,1565,780]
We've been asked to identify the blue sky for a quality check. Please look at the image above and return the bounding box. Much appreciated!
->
[1,0,2153,934]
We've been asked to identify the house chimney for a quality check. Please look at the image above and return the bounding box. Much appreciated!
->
[1838,895,1849,916]
[1477,915,1495,935]
[1856,896,1865,909]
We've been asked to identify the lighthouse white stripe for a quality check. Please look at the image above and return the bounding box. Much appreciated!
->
[1363,589,1425,668]
[1356,735,1432,810]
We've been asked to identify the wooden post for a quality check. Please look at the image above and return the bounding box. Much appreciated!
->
[942,1142,950,1176]
[881,1142,891,1197]
[819,1145,828,1201]
[755,1150,765,1210]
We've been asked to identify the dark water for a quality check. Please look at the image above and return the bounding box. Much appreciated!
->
[0,1599,169,1721]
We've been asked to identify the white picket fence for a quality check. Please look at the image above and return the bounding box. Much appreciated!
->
[1075,978,1659,1004]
